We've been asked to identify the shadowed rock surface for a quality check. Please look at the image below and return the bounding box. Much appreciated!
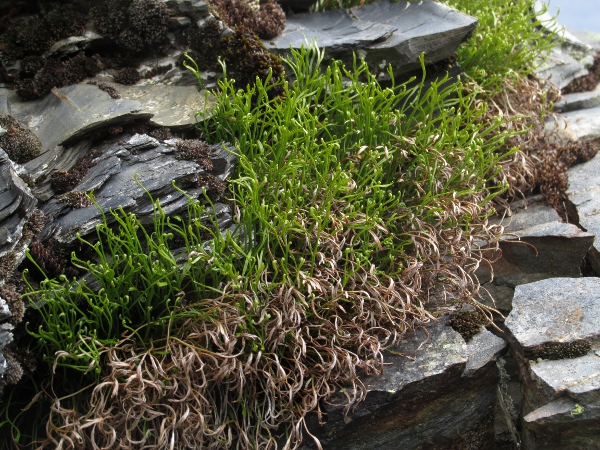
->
[303,321,506,450]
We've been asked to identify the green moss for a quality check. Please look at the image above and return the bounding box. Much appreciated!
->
[0,115,42,164]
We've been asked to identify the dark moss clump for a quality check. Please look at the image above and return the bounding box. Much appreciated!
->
[186,19,224,71]
[188,173,227,201]
[149,127,172,141]
[15,54,104,100]
[0,115,42,163]
[449,310,487,341]
[50,151,99,194]
[0,283,24,325]
[0,252,17,281]
[87,81,121,99]
[92,0,169,57]
[533,340,592,361]
[26,238,79,280]
[176,140,213,171]
[210,0,286,40]
[22,209,47,241]
[57,191,93,209]
[0,6,85,64]
[114,67,141,85]
[221,31,285,98]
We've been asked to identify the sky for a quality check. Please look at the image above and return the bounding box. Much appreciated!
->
[546,0,600,32]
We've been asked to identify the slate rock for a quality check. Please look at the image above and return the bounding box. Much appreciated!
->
[305,321,504,449]
[266,0,477,81]
[0,297,10,322]
[522,396,600,450]
[38,134,237,244]
[505,278,600,354]
[546,105,600,144]
[522,355,600,449]
[570,29,600,51]
[478,200,592,316]
[567,152,600,272]
[533,1,594,90]
[112,85,216,129]
[0,149,37,257]
[555,83,600,113]
[1,84,152,180]
[493,222,593,287]
[43,31,105,59]
[165,0,210,22]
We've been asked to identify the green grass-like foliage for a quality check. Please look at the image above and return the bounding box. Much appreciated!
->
[8,43,520,449]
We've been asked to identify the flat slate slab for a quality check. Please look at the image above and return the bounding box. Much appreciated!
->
[5,84,151,156]
[506,278,600,351]
[266,0,477,79]
[112,85,216,130]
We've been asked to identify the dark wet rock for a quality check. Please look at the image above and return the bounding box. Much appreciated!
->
[522,396,600,450]
[0,149,37,258]
[567,152,600,272]
[304,321,505,450]
[37,134,237,245]
[112,84,216,129]
[266,0,477,81]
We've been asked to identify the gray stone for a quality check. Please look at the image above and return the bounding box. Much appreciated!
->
[567,153,600,272]
[165,0,210,21]
[570,29,600,51]
[492,195,561,233]
[522,360,600,450]
[306,321,502,449]
[530,355,600,404]
[546,106,600,144]
[533,1,594,90]
[167,16,192,29]
[555,84,600,113]
[43,31,104,59]
[535,44,593,90]
[266,0,477,81]
[0,297,10,322]
[112,85,216,129]
[464,328,507,377]
[505,278,600,352]
[0,149,37,257]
